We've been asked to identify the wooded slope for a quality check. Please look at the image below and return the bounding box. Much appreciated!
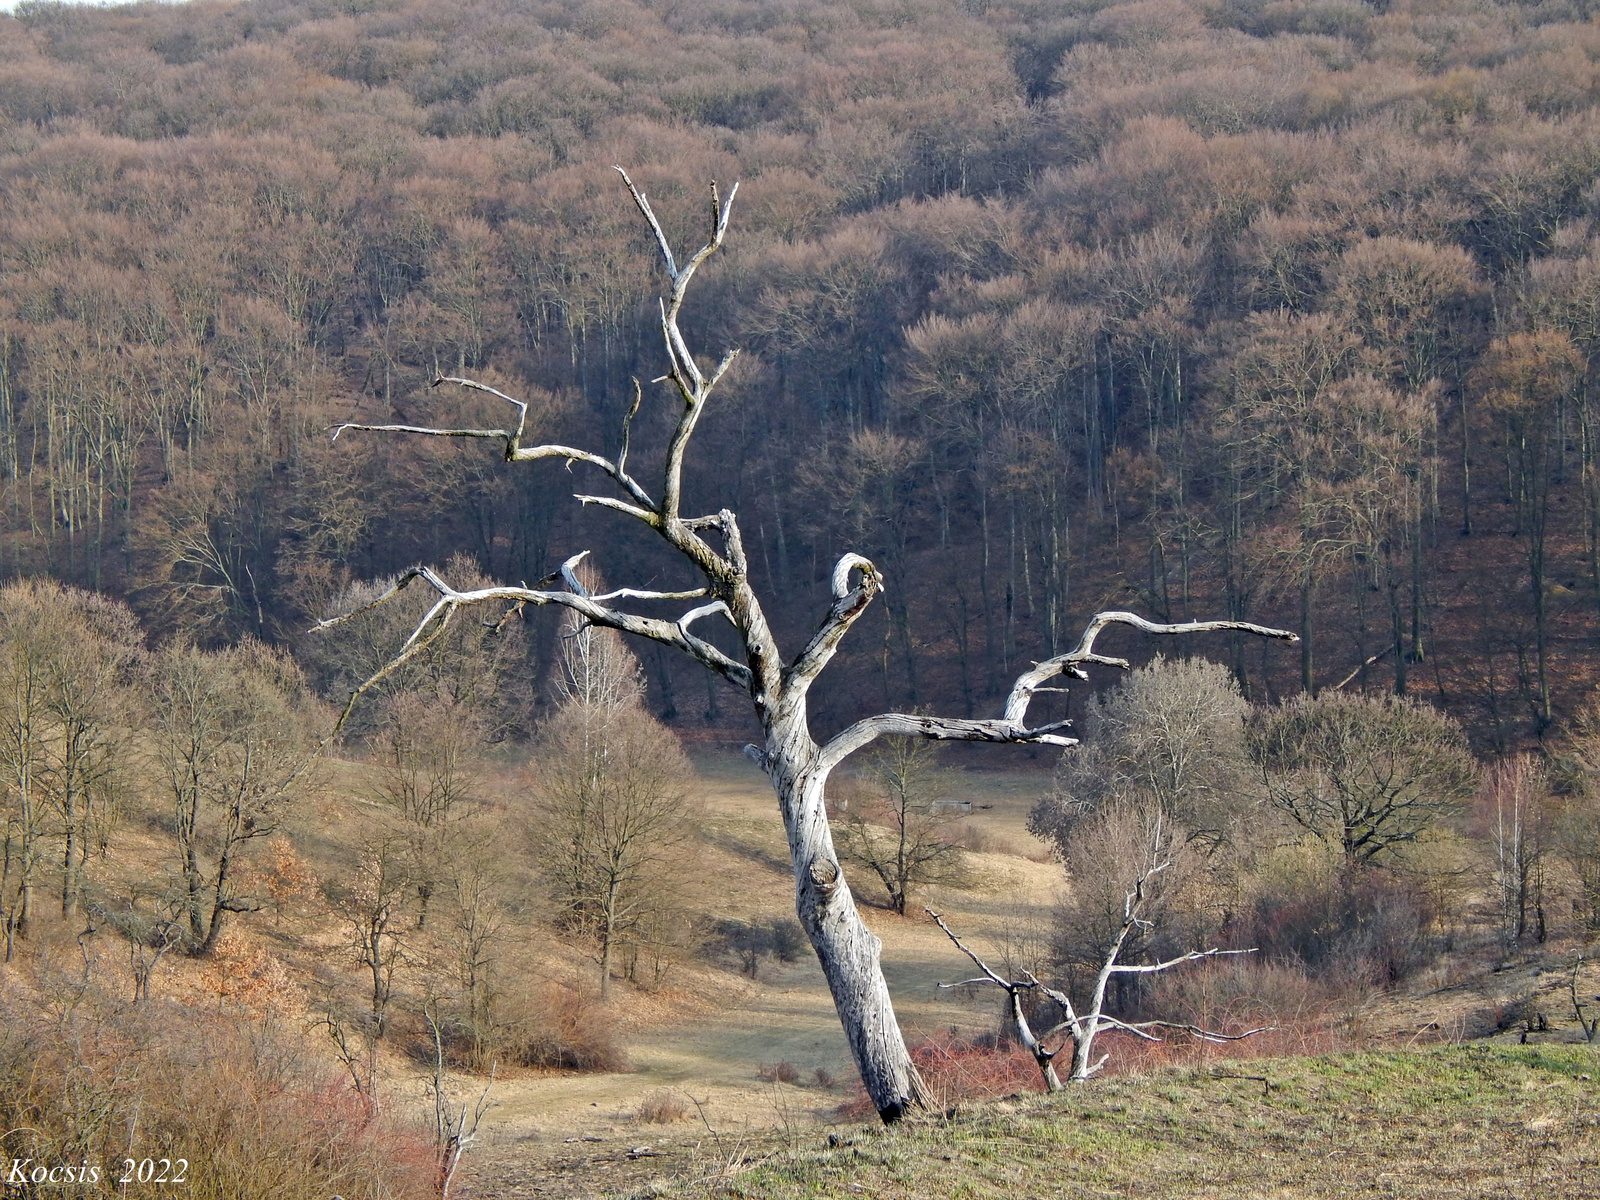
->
[3,0,1600,744]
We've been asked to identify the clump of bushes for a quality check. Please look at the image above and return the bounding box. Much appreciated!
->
[757,1060,801,1084]
[708,917,808,979]
[500,983,627,1073]
[0,991,435,1200]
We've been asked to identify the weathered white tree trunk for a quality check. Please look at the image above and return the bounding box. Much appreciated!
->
[759,703,931,1117]
[321,171,1296,1121]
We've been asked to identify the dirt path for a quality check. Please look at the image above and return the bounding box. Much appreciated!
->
[451,753,1058,1198]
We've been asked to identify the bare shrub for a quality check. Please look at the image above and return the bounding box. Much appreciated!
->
[813,1066,836,1089]
[757,1060,801,1084]
[710,917,775,978]
[502,983,626,1073]
[637,1089,688,1123]
[0,992,435,1200]
[951,821,995,854]
[1032,655,1253,856]
[1243,866,1437,986]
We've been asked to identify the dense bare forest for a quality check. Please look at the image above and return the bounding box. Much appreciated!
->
[4,0,1600,745]
[7,0,1600,1191]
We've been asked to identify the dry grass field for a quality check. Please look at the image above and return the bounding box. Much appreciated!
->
[9,745,1600,1199]
[427,752,1600,1200]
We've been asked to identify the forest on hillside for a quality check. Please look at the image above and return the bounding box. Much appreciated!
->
[11,0,1600,1186]
[4,0,1600,747]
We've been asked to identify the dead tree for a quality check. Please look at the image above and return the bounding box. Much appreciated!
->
[929,813,1268,1087]
[1571,956,1600,1043]
[320,169,1296,1121]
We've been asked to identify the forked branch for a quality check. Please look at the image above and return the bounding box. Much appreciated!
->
[312,556,753,741]
[817,612,1295,772]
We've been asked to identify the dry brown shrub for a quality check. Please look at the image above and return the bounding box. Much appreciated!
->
[838,1031,1040,1118]
[197,931,297,1012]
[502,982,626,1073]
[757,1060,801,1084]
[636,1089,688,1123]
[0,992,435,1200]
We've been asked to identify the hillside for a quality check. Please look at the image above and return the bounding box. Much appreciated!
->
[521,1045,1600,1199]
[4,0,1600,747]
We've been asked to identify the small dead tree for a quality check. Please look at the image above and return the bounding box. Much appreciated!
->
[426,1004,495,1200]
[320,170,1297,1121]
[1570,956,1600,1043]
[929,812,1266,1088]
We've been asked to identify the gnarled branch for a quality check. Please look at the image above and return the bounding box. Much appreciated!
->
[313,561,754,742]
[817,610,1295,772]
[788,553,884,688]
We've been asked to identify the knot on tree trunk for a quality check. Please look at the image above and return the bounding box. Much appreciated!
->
[809,857,840,895]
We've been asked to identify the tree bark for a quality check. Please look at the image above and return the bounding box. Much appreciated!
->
[757,705,931,1119]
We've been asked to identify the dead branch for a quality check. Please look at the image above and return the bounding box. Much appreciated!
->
[932,810,1267,1087]
[817,613,1295,771]
[927,908,1063,1092]
[1571,956,1600,1043]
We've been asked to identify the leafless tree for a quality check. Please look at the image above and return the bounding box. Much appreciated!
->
[444,827,510,1068]
[529,653,698,1002]
[0,586,67,952]
[320,170,1297,1120]
[1570,956,1600,1043]
[836,738,966,915]
[1483,754,1554,947]
[98,888,184,1003]
[0,581,140,950]
[151,641,322,955]
[41,592,140,922]
[1247,692,1477,867]
[335,834,410,1041]
[1031,655,1253,856]
[1552,698,1600,933]
[929,808,1264,1088]
[373,691,484,928]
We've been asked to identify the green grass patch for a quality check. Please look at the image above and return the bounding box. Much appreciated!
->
[657,1045,1600,1199]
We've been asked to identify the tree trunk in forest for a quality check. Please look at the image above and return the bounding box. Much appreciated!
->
[1300,570,1315,695]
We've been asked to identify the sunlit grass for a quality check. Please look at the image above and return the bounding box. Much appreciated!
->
[660,1045,1600,1199]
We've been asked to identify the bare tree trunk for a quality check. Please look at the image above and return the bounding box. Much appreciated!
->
[600,875,618,1002]
[759,710,930,1119]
